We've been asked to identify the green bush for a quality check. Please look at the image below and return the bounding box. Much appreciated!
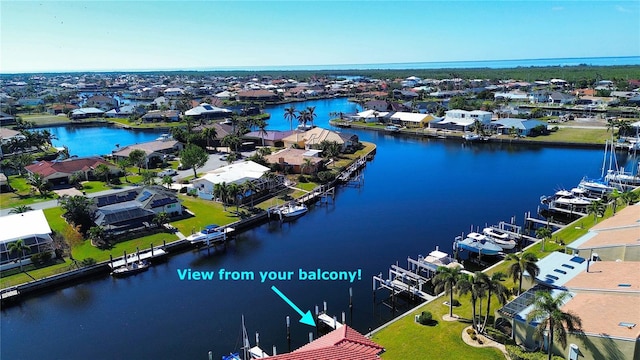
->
[297,174,308,183]
[506,344,564,360]
[466,328,476,335]
[451,299,461,307]
[485,326,509,344]
[418,311,433,325]
[30,251,52,265]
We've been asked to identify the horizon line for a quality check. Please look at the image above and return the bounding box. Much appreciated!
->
[1,55,639,75]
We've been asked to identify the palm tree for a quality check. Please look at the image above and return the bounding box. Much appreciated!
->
[152,212,169,228]
[9,205,33,214]
[609,188,621,214]
[527,290,582,360]
[480,272,509,332]
[116,158,130,182]
[221,134,242,154]
[7,239,30,271]
[432,266,464,318]
[242,181,259,208]
[621,189,639,206]
[87,226,106,245]
[202,126,218,151]
[162,175,173,189]
[255,118,269,147]
[213,182,229,210]
[93,163,111,184]
[297,109,310,129]
[58,195,96,232]
[536,226,552,252]
[306,106,317,128]
[128,149,147,174]
[227,183,241,212]
[301,158,314,175]
[284,106,297,131]
[27,173,50,197]
[457,272,487,331]
[587,199,605,222]
[506,252,540,296]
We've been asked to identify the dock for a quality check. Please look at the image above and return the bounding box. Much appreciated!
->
[372,264,435,302]
[317,313,344,330]
[109,247,168,269]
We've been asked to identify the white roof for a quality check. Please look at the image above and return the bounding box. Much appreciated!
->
[192,161,269,186]
[0,209,52,244]
[185,103,232,116]
[389,112,429,123]
[356,109,388,118]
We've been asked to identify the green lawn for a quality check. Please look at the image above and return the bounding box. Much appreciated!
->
[171,195,249,234]
[21,113,72,126]
[523,127,609,145]
[0,175,57,209]
[372,293,504,360]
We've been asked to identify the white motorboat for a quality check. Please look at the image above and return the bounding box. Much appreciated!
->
[111,260,149,277]
[277,203,308,219]
[462,132,481,141]
[186,224,228,245]
[455,233,503,256]
[482,227,516,250]
[385,125,400,132]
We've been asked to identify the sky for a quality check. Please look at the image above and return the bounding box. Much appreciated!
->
[1,0,639,73]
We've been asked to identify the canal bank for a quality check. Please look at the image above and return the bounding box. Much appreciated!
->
[0,143,377,306]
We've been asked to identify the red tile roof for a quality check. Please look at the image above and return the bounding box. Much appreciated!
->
[266,325,384,360]
[25,157,115,177]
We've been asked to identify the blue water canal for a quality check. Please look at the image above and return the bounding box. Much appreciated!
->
[3,98,634,359]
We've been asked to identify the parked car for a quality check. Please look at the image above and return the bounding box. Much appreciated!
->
[158,169,178,177]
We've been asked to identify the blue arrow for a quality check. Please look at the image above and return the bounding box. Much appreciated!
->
[271,285,316,327]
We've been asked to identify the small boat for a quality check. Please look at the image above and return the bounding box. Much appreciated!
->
[385,125,400,132]
[417,247,463,272]
[111,260,149,277]
[462,132,480,141]
[276,203,308,219]
[455,233,503,256]
[186,224,228,245]
[578,177,615,195]
[482,227,516,250]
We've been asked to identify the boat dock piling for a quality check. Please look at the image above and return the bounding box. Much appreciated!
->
[109,247,168,269]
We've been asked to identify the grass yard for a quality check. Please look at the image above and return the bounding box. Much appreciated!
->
[372,293,504,360]
[524,127,609,145]
[171,195,248,234]
[0,175,57,209]
[21,113,72,126]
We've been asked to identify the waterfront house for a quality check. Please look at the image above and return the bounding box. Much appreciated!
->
[353,109,390,123]
[17,98,44,106]
[111,139,183,167]
[184,103,232,120]
[25,157,119,186]
[47,103,78,115]
[85,95,118,110]
[190,161,273,200]
[243,130,295,148]
[548,91,575,105]
[0,209,54,270]
[264,148,324,175]
[430,109,492,131]
[491,118,547,137]
[282,127,359,152]
[0,127,26,157]
[105,105,146,118]
[566,204,640,262]
[237,89,279,102]
[497,204,640,360]
[388,112,433,128]
[141,109,180,123]
[364,100,390,112]
[93,186,183,233]
[70,107,105,120]
[163,88,185,97]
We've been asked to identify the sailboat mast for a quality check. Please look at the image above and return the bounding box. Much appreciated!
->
[242,315,250,360]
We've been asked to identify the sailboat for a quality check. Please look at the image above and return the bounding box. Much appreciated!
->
[578,139,617,195]
[222,316,268,360]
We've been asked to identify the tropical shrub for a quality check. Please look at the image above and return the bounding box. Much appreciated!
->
[506,345,564,360]
[417,311,435,326]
